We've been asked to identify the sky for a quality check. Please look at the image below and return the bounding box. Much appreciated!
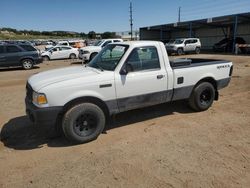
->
[0,0,250,33]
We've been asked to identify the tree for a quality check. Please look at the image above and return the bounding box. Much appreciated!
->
[88,31,96,39]
[101,32,117,39]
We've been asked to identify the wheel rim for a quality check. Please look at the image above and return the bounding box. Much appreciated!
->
[23,60,32,69]
[70,54,76,59]
[73,113,98,137]
[178,49,182,55]
[200,89,212,106]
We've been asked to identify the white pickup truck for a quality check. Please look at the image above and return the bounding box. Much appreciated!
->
[25,41,233,144]
[79,39,123,62]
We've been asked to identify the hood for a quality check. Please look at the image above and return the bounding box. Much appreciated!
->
[28,66,102,91]
[81,46,102,51]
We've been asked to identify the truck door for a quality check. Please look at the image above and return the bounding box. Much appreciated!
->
[5,45,22,66]
[184,40,192,52]
[50,47,61,59]
[0,46,7,67]
[115,46,168,112]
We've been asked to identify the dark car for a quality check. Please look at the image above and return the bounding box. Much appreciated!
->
[0,44,43,70]
[213,37,246,52]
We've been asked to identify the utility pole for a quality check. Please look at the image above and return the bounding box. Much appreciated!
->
[129,1,133,40]
[178,6,181,23]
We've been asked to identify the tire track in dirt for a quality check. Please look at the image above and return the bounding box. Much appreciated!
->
[0,79,26,87]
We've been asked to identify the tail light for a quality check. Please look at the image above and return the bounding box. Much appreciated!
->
[229,65,233,76]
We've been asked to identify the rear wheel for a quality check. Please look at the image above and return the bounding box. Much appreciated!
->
[177,48,183,55]
[22,59,33,70]
[90,53,98,61]
[189,82,215,111]
[62,103,105,144]
[195,47,201,54]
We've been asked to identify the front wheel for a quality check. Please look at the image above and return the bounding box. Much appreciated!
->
[69,53,76,59]
[62,103,105,144]
[189,82,215,111]
[177,48,183,55]
[22,59,33,70]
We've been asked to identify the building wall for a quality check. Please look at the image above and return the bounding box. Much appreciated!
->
[140,22,250,50]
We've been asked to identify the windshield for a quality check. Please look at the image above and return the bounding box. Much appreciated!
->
[93,40,104,46]
[168,39,175,44]
[174,39,184,44]
[88,44,129,71]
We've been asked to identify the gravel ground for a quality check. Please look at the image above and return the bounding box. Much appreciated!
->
[0,54,249,188]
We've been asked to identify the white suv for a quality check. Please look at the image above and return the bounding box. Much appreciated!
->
[79,39,123,62]
[165,38,201,55]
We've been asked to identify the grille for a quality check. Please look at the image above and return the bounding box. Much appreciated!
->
[26,82,33,101]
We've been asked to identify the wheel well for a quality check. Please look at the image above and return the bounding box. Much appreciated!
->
[20,58,34,63]
[195,77,218,100]
[43,55,50,59]
[90,52,98,57]
[62,96,110,119]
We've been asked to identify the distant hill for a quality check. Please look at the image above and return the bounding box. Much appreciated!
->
[0,28,86,40]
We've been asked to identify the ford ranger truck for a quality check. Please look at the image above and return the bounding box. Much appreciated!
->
[25,41,233,144]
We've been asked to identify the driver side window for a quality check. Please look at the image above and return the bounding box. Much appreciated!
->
[125,46,160,72]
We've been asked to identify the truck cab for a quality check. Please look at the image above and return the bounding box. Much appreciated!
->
[79,38,123,62]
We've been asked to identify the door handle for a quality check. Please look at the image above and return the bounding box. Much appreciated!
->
[157,75,164,79]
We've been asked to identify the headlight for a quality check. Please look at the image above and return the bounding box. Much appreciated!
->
[32,91,48,106]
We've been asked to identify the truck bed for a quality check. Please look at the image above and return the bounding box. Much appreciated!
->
[170,58,229,69]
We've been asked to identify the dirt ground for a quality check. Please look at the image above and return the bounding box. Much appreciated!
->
[0,54,249,188]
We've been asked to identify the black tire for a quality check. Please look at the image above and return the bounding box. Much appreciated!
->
[90,53,98,61]
[177,48,183,55]
[22,59,33,70]
[43,56,50,61]
[69,53,76,59]
[62,103,105,144]
[189,82,215,111]
[195,47,201,54]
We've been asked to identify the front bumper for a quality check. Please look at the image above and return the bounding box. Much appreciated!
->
[78,53,90,61]
[25,97,62,126]
[34,57,43,65]
[166,48,177,53]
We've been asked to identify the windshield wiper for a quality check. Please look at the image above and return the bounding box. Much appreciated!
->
[95,64,104,71]
[84,63,103,71]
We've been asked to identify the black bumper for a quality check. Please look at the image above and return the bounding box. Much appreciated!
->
[34,57,43,65]
[25,97,62,126]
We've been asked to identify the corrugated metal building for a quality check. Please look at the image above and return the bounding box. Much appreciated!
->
[140,12,250,52]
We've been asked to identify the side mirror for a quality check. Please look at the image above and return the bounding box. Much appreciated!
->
[120,63,133,75]
[120,66,128,75]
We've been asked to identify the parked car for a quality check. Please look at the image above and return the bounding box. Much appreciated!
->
[213,37,246,52]
[79,38,123,62]
[165,38,201,55]
[0,44,43,70]
[41,46,79,61]
[25,41,233,144]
